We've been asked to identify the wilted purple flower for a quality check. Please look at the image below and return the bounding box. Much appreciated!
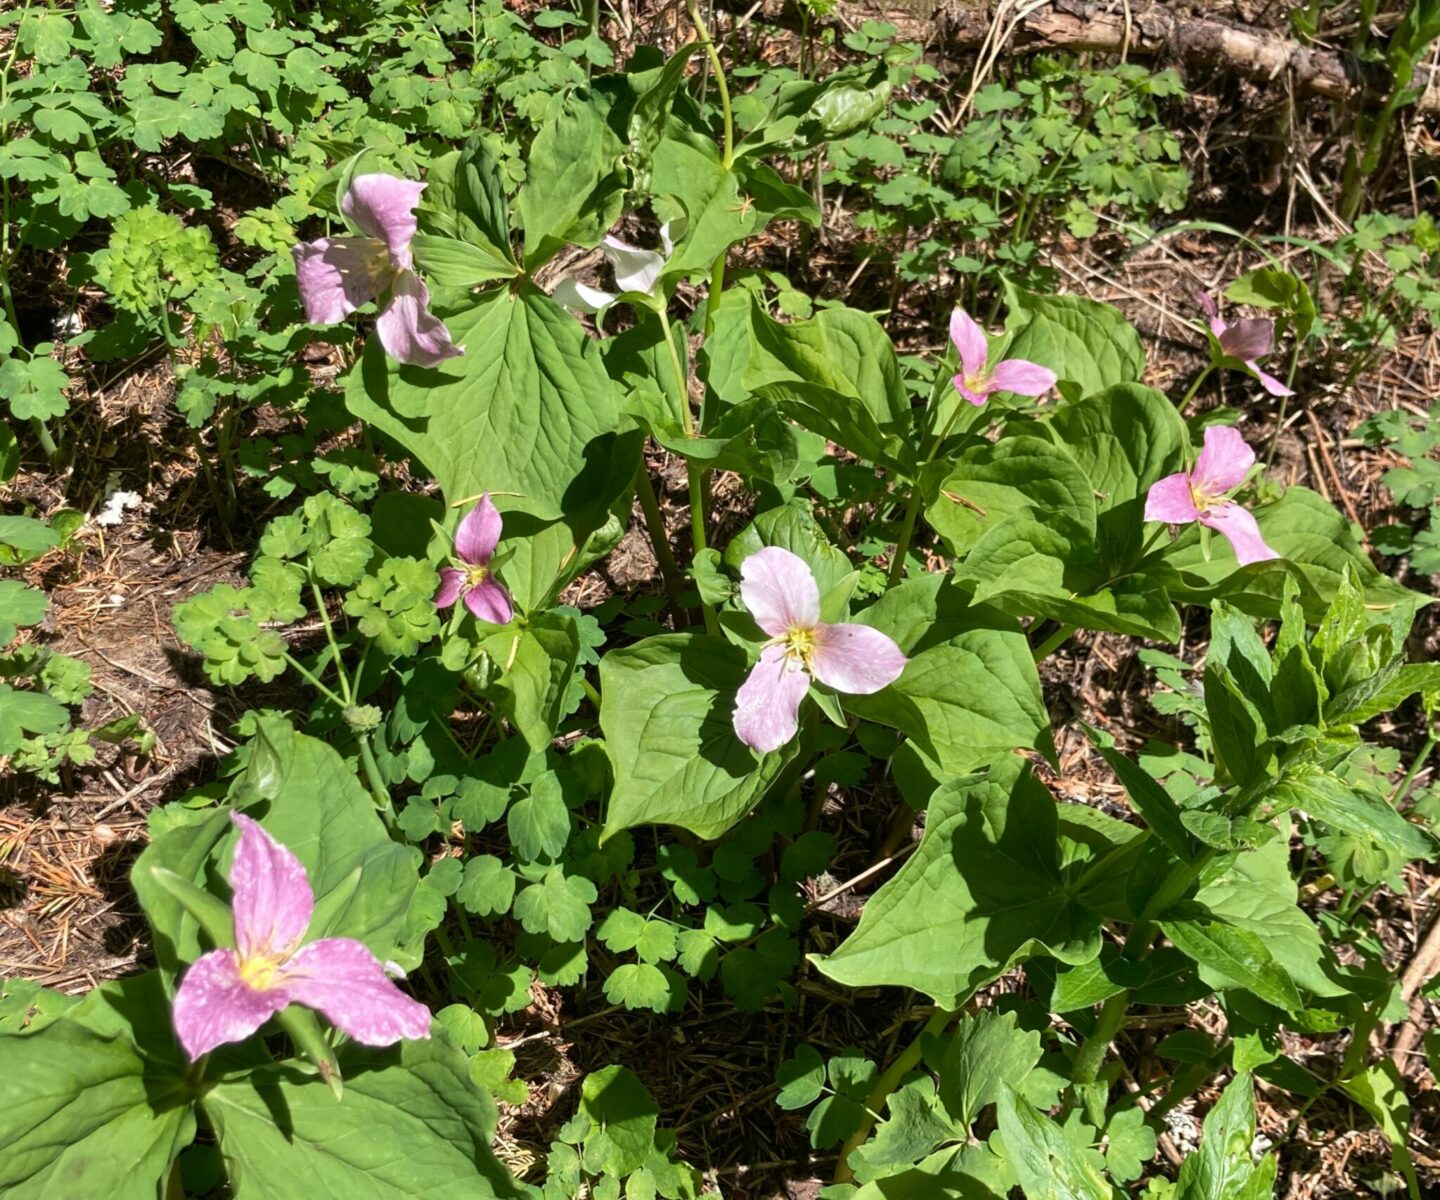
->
[1197,292,1292,398]
[950,308,1057,406]
[292,174,462,368]
[733,547,907,753]
[435,494,513,624]
[171,813,431,1061]
[1146,425,1280,566]
[553,224,675,314]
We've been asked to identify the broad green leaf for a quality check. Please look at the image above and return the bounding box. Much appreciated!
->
[1094,744,1195,863]
[511,867,596,942]
[1196,835,1343,999]
[849,1076,961,1183]
[0,684,69,755]
[579,1065,659,1177]
[1174,1073,1272,1200]
[205,1037,521,1198]
[603,963,675,1012]
[1203,662,1274,789]
[933,1008,1043,1128]
[847,576,1051,773]
[1044,383,1186,570]
[506,772,571,862]
[775,1044,826,1110]
[1272,765,1435,861]
[723,500,854,611]
[1163,487,1422,619]
[994,1086,1115,1200]
[132,721,425,974]
[1160,912,1302,1013]
[653,137,759,279]
[483,612,581,751]
[1325,662,1440,727]
[1341,1061,1421,1196]
[712,292,914,472]
[599,634,802,841]
[813,756,1103,1007]
[0,581,48,643]
[410,235,517,287]
[849,1143,1012,1199]
[1002,289,1146,400]
[958,514,1181,641]
[517,90,623,268]
[925,435,1096,556]
[0,973,195,1199]
[456,855,517,918]
[345,286,640,608]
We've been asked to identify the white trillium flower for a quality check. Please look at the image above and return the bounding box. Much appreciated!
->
[553,224,675,314]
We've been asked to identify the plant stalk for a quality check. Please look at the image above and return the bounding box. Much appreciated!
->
[833,1007,956,1184]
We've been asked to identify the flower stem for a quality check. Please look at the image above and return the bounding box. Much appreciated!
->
[1030,622,1075,662]
[833,1007,957,1184]
[684,0,734,167]
[661,313,719,636]
[1176,365,1213,416]
[885,484,924,588]
[633,461,688,617]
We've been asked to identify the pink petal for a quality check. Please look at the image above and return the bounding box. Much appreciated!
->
[810,623,907,695]
[375,270,464,368]
[341,174,425,268]
[291,237,389,325]
[949,308,990,380]
[1196,290,1219,321]
[280,938,432,1046]
[733,643,811,754]
[952,374,991,407]
[1192,425,1255,495]
[229,813,313,962]
[1247,362,1293,397]
[455,495,502,565]
[988,358,1058,398]
[1145,472,1202,524]
[464,577,513,624]
[739,547,820,637]
[1218,317,1274,363]
[435,567,464,609]
[1199,501,1281,566]
[172,948,288,1061]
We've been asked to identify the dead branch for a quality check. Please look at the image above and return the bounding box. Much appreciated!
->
[856,0,1440,115]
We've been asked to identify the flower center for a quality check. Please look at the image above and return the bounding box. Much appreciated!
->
[964,370,990,393]
[237,953,285,992]
[782,626,817,672]
[1188,481,1222,513]
[465,563,490,589]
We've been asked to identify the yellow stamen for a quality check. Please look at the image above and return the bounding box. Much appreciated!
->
[237,954,284,991]
[782,626,817,672]
[465,563,490,588]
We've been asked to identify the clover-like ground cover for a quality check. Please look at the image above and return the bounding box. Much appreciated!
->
[2,1,1440,1198]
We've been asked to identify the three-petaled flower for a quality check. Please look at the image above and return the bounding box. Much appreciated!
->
[1197,292,1292,398]
[292,174,463,369]
[949,308,1057,406]
[171,813,431,1061]
[1145,425,1280,566]
[553,225,674,315]
[733,547,907,753]
[435,494,514,624]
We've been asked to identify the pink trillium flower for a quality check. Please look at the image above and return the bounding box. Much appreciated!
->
[171,813,431,1061]
[733,547,907,754]
[292,174,462,369]
[1145,425,1281,566]
[950,308,1058,406]
[1197,292,1292,398]
[553,224,674,314]
[435,493,514,624]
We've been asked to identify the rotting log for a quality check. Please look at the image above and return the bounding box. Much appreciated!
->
[834,0,1440,114]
